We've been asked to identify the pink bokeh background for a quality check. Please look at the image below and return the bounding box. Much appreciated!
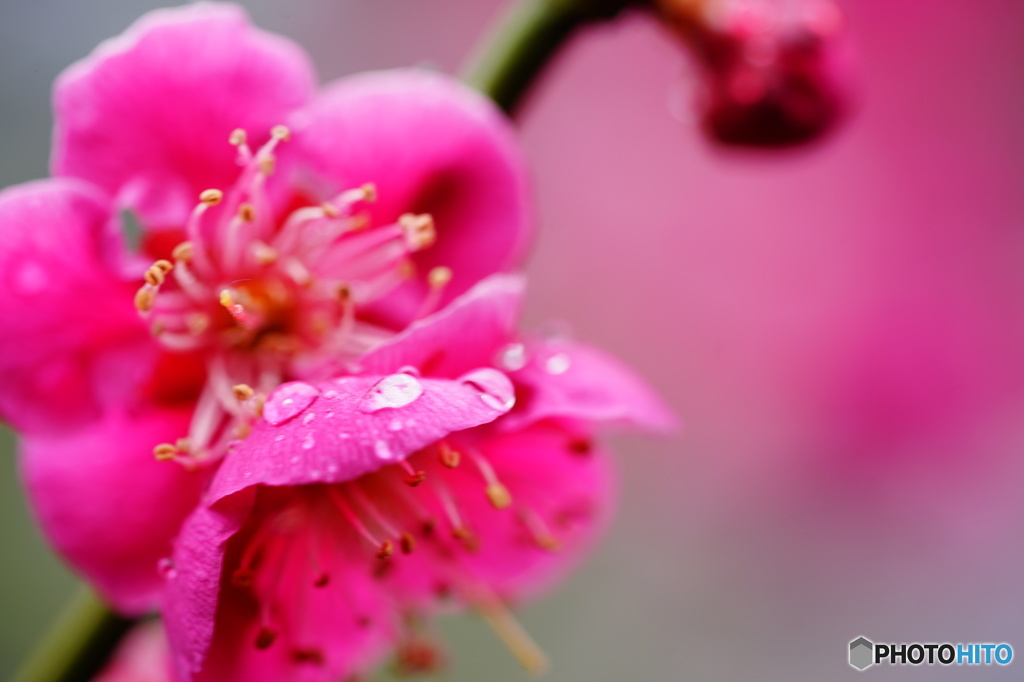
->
[1,0,1023,679]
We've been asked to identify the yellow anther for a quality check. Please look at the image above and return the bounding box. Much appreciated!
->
[134,286,156,313]
[399,261,417,280]
[229,128,247,146]
[174,438,192,453]
[143,266,165,287]
[187,313,209,335]
[399,213,436,251]
[251,241,278,266]
[233,384,255,402]
[199,189,223,206]
[486,483,512,510]
[153,443,177,461]
[428,266,452,289]
[172,241,194,262]
[238,203,256,222]
[219,289,235,308]
[271,124,291,141]
[321,202,340,218]
[361,183,377,202]
[439,443,460,469]
[153,259,173,275]
[258,157,276,176]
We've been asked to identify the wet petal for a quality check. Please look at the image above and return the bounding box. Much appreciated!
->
[0,179,152,435]
[505,338,678,433]
[209,371,515,502]
[360,274,524,378]
[290,69,530,325]
[20,405,205,614]
[53,3,315,230]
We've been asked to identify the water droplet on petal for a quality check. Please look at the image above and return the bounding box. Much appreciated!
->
[264,382,320,425]
[388,418,404,432]
[303,412,317,426]
[323,390,339,399]
[302,434,316,450]
[374,439,395,460]
[325,411,335,419]
[398,365,421,377]
[158,557,177,580]
[460,368,516,412]
[497,342,528,371]
[274,434,285,442]
[545,352,571,375]
[360,374,424,412]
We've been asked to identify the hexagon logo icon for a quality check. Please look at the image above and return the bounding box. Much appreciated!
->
[850,636,874,671]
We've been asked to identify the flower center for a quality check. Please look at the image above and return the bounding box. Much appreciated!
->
[139,126,452,462]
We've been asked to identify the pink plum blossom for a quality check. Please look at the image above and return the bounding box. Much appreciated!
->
[164,275,673,682]
[1,2,528,613]
[657,0,853,147]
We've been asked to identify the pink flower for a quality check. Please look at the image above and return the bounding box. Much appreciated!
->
[658,0,853,147]
[164,275,673,682]
[2,3,528,613]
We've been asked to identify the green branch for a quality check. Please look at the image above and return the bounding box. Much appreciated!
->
[462,0,644,117]
[12,587,134,682]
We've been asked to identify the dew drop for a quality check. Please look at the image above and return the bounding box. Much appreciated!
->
[360,374,424,412]
[388,418,404,432]
[323,390,339,399]
[274,434,285,442]
[460,368,516,412]
[157,557,177,580]
[302,412,317,426]
[264,382,320,425]
[374,439,395,460]
[497,342,528,371]
[398,365,421,377]
[302,434,316,450]
[545,352,572,375]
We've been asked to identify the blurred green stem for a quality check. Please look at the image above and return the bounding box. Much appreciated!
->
[12,586,134,682]
[462,0,645,116]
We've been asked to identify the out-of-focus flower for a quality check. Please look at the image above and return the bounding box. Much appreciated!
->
[93,622,176,682]
[655,0,852,147]
[2,2,528,613]
[163,275,673,682]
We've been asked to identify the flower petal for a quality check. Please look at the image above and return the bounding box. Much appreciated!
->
[505,338,678,433]
[166,491,394,682]
[94,621,176,682]
[0,179,152,435]
[375,422,615,606]
[359,274,524,378]
[209,371,516,502]
[20,405,206,614]
[290,69,531,324]
[53,3,316,229]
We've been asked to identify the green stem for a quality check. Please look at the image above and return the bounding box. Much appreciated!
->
[462,0,643,117]
[12,586,135,682]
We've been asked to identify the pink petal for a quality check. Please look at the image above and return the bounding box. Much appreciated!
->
[167,492,393,682]
[53,3,315,229]
[0,179,152,435]
[375,423,615,605]
[20,405,206,614]
[505,338,678,433]
[209,371,516,502]
[290,69,531,324]
[359,274,524,378]
[94,621,177,682]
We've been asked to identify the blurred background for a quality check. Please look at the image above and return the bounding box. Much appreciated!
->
[2,0,1024,679]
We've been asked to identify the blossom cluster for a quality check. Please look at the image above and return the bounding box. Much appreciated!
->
[0,4,671,680]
